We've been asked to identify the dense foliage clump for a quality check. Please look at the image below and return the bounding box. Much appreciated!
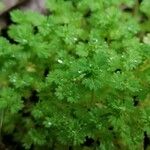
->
[0,0,150,149]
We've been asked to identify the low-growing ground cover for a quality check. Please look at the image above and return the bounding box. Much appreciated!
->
[0,0,150,149]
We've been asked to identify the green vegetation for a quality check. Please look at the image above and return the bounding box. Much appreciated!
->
[0,0,150,149]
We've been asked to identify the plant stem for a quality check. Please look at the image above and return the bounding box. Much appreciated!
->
[133,0,139,16]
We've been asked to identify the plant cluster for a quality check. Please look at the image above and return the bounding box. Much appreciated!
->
[0,0,150,149]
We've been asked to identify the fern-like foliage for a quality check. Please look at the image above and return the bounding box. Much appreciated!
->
[0,0,150,150]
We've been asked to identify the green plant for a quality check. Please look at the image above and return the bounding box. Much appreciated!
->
[0,0,150,149]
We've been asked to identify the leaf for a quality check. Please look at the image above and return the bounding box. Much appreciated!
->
[10,9,46,25]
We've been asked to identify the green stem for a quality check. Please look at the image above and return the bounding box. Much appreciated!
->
[133,0,139,16]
